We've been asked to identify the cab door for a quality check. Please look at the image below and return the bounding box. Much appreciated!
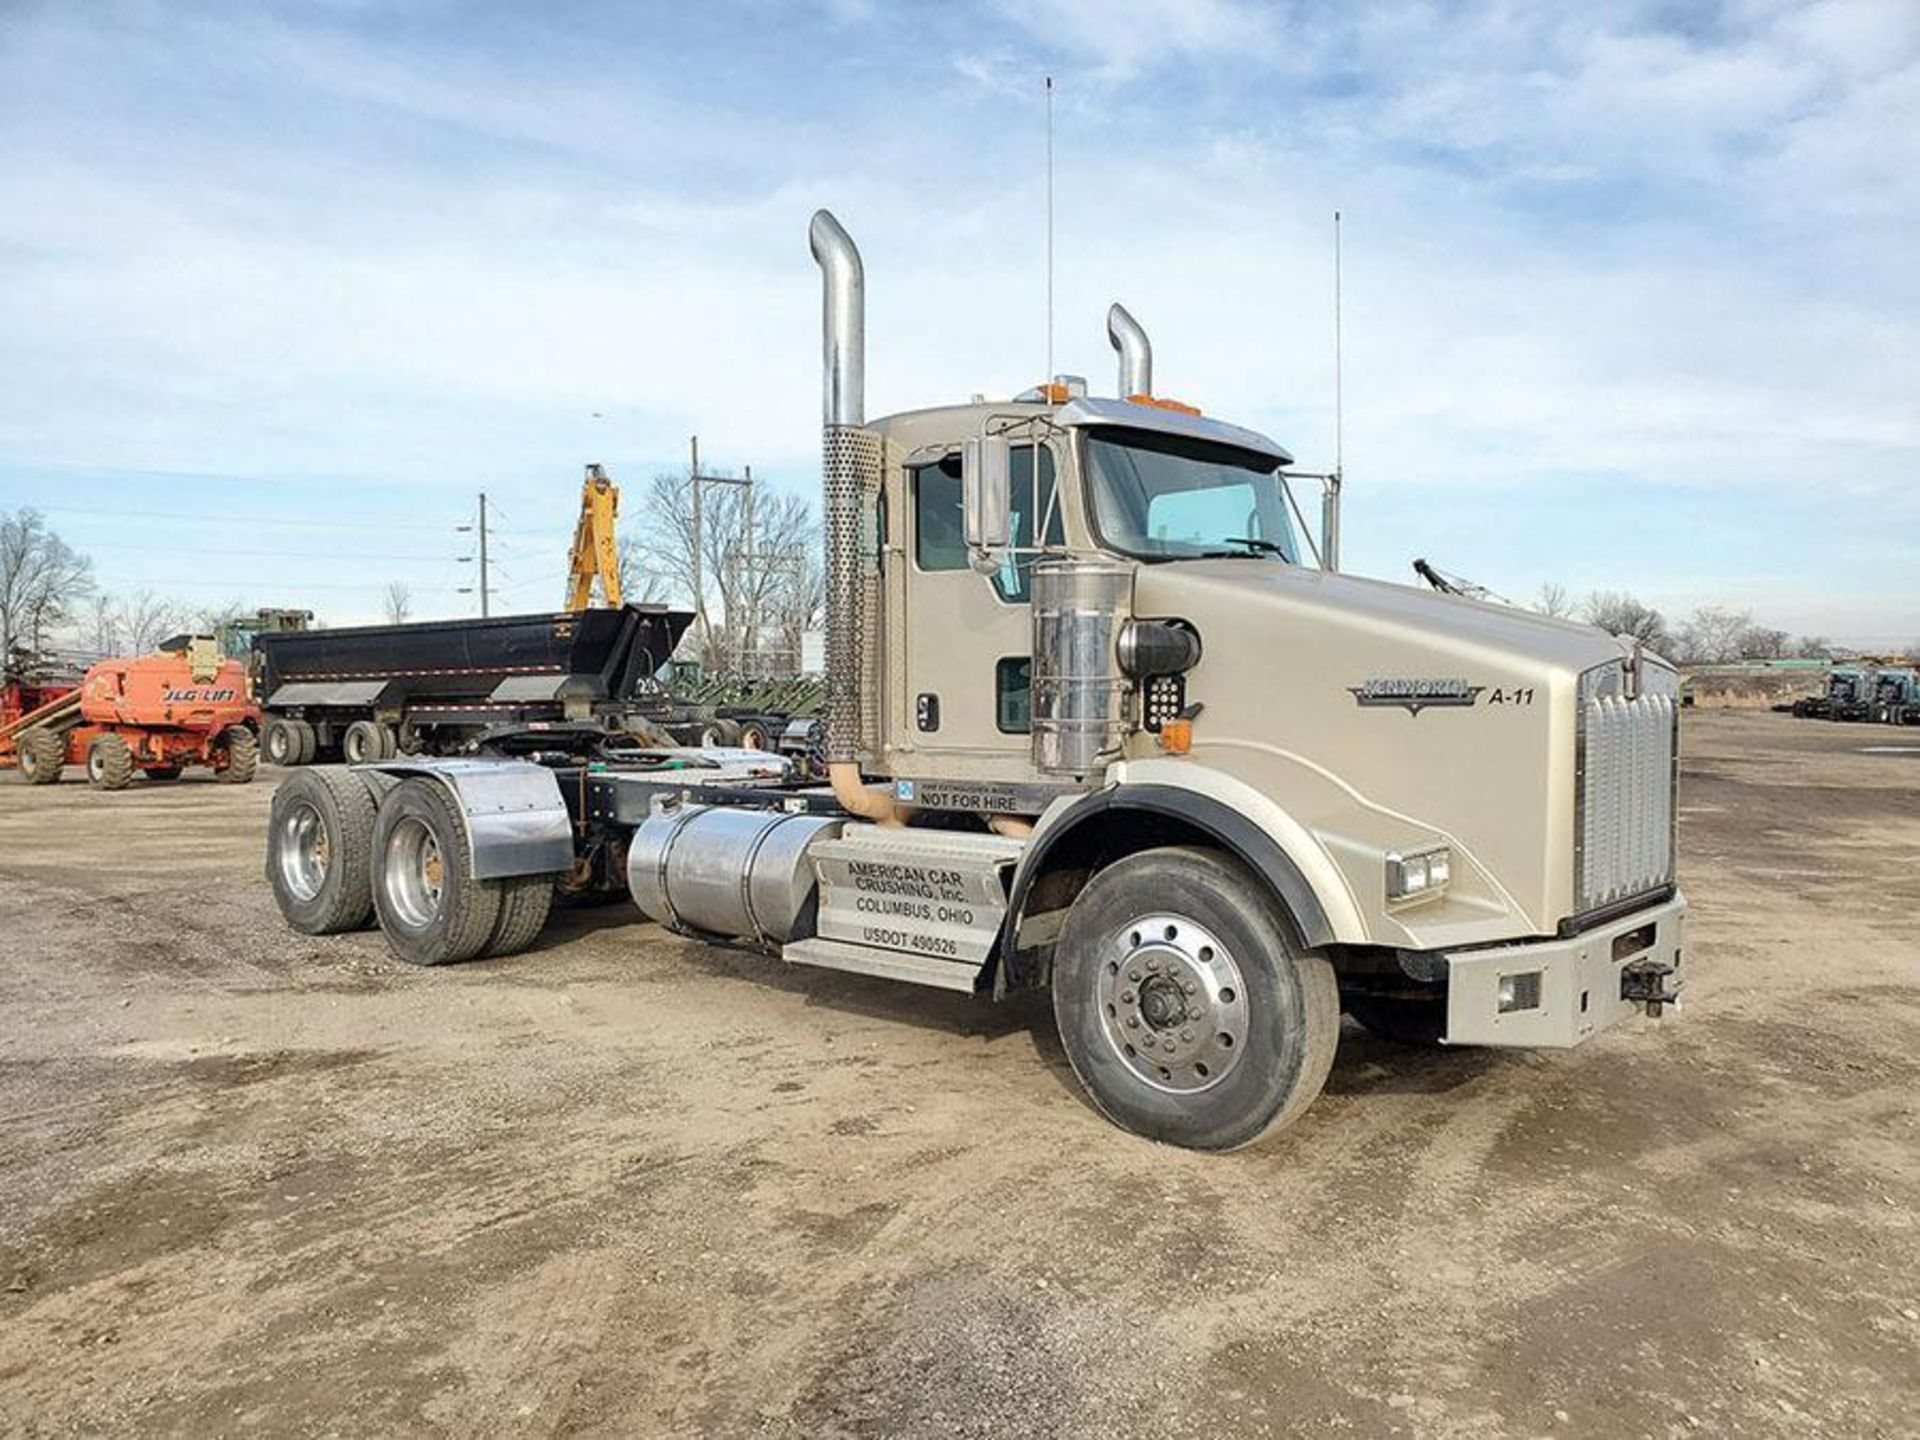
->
[900,441,1062,779]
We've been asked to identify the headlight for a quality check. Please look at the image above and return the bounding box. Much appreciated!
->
[1386,845,1451,903]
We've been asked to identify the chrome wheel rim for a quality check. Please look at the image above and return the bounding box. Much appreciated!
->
[277,800,330,901]
[383,816,444,929]
[1098,913,1248,1094]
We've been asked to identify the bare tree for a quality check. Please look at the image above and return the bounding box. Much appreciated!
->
[0,508,94,665]
[1533,582,1575,619]
[86,593,121,656]
[630,471,821,674]
[614,535,666,605]
[1581,590,1670,654]
[1674,605,1752,664]
[1790,635,1833,660]
[119,591,184,653]
[1736,625,1789,660]
[383,581,413,625]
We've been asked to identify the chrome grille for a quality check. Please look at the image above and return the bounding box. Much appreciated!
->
[1576,663,1678,913]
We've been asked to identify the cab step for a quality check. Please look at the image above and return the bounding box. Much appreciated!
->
[781,936,982,993]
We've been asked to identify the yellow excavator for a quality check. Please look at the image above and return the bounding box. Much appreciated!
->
[565,463,623,610]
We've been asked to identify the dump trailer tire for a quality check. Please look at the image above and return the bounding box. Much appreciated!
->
[292,719,318,765]
[267,768,379,933]
[143,765,183,782]
[343,720,396,764]
[18,727,65,784]
[1344,993,1448,1046]
[87,734,134,791]
[1052,846,1340,1151]
[371,778,502,967]
[484,875,555,958]
[264,719,305,767]
[219,726,259,784]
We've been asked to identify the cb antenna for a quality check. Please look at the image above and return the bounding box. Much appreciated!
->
[1045,75,1055,394]
[1333,208,1344,477]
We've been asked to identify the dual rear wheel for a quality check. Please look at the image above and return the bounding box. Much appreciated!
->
[266,768,553,964]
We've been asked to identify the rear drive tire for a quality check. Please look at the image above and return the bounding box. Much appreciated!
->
[219,726,259,784]
[1052,846,1340,1151]
[18,727,65,784]
[484,875,555,958]
[1345,992,1448,1046]
[267,768,379,933]
[371,778,502,966]
[86,734,134,791]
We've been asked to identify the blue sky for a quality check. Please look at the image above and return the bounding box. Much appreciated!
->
[2,0,1915,642]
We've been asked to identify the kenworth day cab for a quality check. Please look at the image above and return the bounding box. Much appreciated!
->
[265,211,1685,1150]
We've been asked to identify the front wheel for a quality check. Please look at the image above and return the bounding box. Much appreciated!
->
[1052,846,1340,1151]
[87,734,134,790]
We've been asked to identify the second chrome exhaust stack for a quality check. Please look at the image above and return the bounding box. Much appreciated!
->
[1107,302,1152,398]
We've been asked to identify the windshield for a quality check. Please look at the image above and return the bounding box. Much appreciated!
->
[1082,427,1301,563]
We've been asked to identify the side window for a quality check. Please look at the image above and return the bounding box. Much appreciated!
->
[996,657,1032,733]
[911,454,966,571]
[911,445,1060,600]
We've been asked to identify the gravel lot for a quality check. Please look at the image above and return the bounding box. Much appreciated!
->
[1,710,1916,1437]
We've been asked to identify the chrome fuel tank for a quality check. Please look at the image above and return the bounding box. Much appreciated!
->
[626,802,844,946]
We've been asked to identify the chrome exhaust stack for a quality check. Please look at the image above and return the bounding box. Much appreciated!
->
[1107,302,1152,398]
[809,210,900,822]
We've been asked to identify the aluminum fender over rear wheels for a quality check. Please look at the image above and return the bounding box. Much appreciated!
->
[357,758,573,882]
[1053,846,1340,1150]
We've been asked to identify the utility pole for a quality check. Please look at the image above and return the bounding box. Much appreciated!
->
[478,491,490,617]
[456,491,493,616]
[687,434,753,668]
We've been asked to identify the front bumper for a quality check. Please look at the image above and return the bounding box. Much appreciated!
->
[1442,891,1686,1048]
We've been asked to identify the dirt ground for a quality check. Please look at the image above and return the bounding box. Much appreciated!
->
[1,711,1916,1438]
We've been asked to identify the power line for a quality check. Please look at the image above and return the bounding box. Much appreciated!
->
[35,504,433,532]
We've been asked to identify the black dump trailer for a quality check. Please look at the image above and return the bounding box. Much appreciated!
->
[254,604,693,765]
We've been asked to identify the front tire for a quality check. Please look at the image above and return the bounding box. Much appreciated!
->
[87,734,134,790]
[1052,846,1339,1151]
[371,778,501,966]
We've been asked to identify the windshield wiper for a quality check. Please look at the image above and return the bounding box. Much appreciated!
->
[1217,536,1289,556]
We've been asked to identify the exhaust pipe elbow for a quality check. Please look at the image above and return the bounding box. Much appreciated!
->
[810,210,865,427]
[1107,302,1152,398]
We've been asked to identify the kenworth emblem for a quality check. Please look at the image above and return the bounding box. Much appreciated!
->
[1348,678,1484,715]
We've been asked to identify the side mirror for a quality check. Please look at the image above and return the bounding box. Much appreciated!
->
[962,435,1012,560]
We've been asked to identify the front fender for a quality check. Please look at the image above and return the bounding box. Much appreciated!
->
[1003,768,1365,966]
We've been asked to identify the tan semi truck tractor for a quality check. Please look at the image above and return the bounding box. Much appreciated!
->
[265,210,1685,1150]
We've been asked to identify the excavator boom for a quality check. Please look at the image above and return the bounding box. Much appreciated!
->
[566,464,624,611]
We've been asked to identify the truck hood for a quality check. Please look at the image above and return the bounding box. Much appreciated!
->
[1134,560,1628,678]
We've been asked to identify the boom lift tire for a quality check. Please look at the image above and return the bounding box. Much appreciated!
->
[267,768,379,934]
[484,876,555,958]
[1051,846,1340,1151]
[342,720,395,764]
[371,778,503,967]
[218,726,259,784]
[1344,993,1447,1046]
[86,734,134,791]
[18,727,65,784]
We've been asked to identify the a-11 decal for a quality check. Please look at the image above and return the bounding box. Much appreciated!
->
[1348,679,1535,714]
